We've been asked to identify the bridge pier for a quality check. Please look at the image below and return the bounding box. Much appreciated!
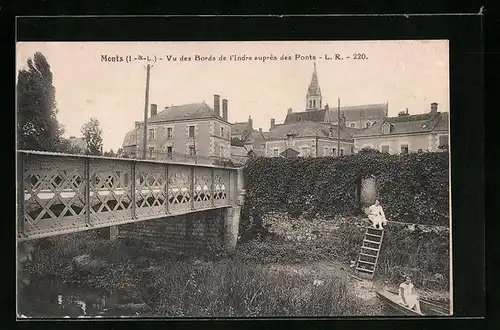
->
[224,167,245,253]
[109,226,119,241]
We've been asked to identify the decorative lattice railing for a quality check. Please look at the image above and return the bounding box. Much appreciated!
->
[17,150,241,240]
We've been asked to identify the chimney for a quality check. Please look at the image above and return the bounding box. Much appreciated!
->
[287,108,293,115]
[270,118,276,129]
[222,99,228,121]
[248,115,253,129]
[325,103,329,110]
[430,102,438,114]
[150,104,158,117]
[259,128,262,133]
[214,94,221,117]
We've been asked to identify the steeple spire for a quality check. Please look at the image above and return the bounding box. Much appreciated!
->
[306,62,322,111]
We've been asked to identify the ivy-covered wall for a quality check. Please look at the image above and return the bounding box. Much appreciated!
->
[242,150,450,226]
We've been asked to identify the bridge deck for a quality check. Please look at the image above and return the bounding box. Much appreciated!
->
[17,150,241,241]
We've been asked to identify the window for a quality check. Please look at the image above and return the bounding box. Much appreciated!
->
[350,123,356,128]
[313,99,316,108]
[332,148,336,156]
[220,146,224,157]
[323,148,329,156]
[382,124,390,134]
[417,148,423,153]
[148,128,155,140]
[167,127,173,139]
[438,134,449,147]
[401,144,409,154]
[381,145,390,153]
[273,148,279,157]
[167,146,173,158]
[220,127,224,137]
[188,125,195,138]
[309,100,312,108]
[189,146,196,156]
[340,149,344,156]
[148,146,155,158]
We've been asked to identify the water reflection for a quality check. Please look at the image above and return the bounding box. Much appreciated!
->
[18,274,148,318]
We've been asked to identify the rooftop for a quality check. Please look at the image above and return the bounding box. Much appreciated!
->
[145,102,224,123]
[355,112,449,137]
[268,121,353,140]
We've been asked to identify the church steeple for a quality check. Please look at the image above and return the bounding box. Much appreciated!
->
[306,62,322,111]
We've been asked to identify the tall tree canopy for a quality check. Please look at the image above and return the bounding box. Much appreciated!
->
[17,52,65,151]
[81,117,103,156]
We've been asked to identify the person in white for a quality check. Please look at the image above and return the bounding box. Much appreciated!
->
[399,276,422,313]
[366,199,388,229]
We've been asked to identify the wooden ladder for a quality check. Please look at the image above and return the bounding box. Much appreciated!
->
[356,227,384,280]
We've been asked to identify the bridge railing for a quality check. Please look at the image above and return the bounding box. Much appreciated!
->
[17,150,241,240]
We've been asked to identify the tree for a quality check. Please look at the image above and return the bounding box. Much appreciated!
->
[81,118,103,156]
[17,52,65,151]
[103,149,116,157]
[231,137,245,147]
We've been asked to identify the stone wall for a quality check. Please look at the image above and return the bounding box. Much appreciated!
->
[118,209,226,255]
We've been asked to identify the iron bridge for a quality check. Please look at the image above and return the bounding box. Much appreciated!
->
[16,150,244,241]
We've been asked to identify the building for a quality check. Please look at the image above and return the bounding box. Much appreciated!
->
[353,102,449,154]
[231,117,254,141]
[265,118,357,157]
[121,94,232,164]
[283,63,388,129]
[231,116,269,156]
[230,146,252,165]
[264,63,375,158]
[68,136,88,154]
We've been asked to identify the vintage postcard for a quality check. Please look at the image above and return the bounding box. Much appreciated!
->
[16,40,451,318]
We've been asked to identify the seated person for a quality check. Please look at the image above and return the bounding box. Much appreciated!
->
[366,199,388,229]
[399,276,422,313]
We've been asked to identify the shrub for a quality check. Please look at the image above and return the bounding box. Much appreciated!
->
[242,152,449,230]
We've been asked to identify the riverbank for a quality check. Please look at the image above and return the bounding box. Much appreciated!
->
[19,215,450,317]
[19,231,380,317]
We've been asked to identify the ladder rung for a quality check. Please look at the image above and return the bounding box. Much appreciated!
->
[358,260,376,265]
[366,233,382,238]
[356,267,374,273]
[366,227,384,232]
[361,246,379,251]
[364,239,381,245]
[360,253,377,258]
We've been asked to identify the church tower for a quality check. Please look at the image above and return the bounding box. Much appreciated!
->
[306,62,322,111]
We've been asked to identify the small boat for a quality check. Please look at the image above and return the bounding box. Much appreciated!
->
[375,289,424,316]
[386,288,450,315]
[419,298,450,315]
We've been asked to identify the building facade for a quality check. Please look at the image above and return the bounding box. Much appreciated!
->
[121,95,232,164]
[281,64,388,129]
[265,120,356,157]
[353,102,449,154]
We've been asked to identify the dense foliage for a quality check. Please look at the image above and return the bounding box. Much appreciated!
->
[17,52,65,151]
[243,151,449,226]
[81,117,103,156]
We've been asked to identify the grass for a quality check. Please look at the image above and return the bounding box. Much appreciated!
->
[141,260,371,317]
[21,230,374,317]
[20,214,450,317]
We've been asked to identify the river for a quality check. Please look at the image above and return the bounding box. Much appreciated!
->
[17,274,150,318]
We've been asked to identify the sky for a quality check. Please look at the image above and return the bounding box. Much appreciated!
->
[16,40,449,151]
